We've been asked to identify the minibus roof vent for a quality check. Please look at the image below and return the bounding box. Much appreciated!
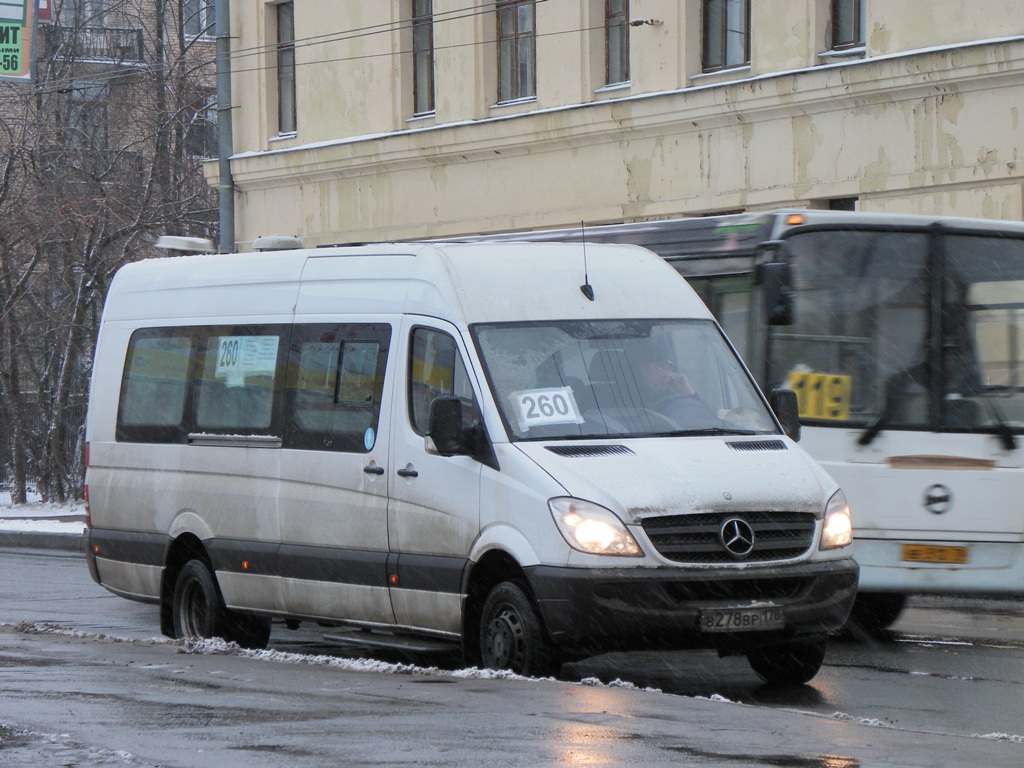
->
[253,234,304,251]
[545,445,635,458]
[726,439,788,452]
[154,236,215,255]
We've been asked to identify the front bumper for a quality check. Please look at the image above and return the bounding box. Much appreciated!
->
[526,558,858,655]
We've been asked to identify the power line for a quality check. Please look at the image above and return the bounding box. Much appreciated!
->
[0,1,606,108]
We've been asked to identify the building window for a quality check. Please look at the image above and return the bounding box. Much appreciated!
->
[497,0,535,103]
[702,0,749,73]
[183,0,215,39]
[831,0,863,49]
[67,81,109,149]
[412,0,434,115]
[69,0,105,26]
[185,91,218,159]
[277,2,296,134]
[606,0,629,85]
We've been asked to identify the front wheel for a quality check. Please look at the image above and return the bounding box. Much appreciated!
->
[479,581,559,678]
[747,637,827,686]
[171,559,271,649]
[849,593,907,633]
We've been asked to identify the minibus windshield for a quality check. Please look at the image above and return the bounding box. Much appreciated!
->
[472,319,779,440]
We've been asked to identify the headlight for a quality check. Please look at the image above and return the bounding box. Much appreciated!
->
[548,498,642,557]
[820,489,853,550]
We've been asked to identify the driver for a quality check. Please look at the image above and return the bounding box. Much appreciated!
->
[632,347,704,423]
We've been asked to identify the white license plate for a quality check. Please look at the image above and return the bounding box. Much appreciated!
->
[700,607,785,633]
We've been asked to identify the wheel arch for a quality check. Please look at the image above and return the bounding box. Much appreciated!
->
[461,548,543,668]
[159,533,211,637]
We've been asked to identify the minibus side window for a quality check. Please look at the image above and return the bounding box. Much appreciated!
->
[409,327,475,436]
[116,329,194,443]
[284,323,391,452]
[194,326,286,434]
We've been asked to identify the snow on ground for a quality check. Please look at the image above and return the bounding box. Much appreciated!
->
[0,490,86,534]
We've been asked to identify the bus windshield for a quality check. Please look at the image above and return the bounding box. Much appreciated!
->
[768,228,1024,435]
[472,319,779,441]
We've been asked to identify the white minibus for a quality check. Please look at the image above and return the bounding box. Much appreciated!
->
[475,212,1024,631]
[84,240,857,684]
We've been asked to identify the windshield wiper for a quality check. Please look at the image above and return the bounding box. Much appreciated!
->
[978,397,1017,451]
[654,428,767,437]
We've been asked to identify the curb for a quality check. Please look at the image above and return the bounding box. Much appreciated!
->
[0,531,85,553]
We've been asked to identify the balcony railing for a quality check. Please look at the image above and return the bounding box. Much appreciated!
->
[42,25,145,65]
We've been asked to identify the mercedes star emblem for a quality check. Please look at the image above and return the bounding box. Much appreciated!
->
[720,517,756,557]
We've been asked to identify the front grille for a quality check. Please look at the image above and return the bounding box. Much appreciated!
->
[640,511,816,564]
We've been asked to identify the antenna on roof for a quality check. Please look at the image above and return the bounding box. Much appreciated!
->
[579,221,595,301]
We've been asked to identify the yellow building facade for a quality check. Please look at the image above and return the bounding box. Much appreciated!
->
[215,1,1024,249]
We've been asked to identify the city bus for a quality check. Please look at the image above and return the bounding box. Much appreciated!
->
[470,210,1024,629]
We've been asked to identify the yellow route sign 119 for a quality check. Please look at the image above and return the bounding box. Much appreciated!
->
[786,371,852,420]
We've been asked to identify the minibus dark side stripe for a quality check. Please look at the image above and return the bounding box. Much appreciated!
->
[88,528,167,567]
[389,553,467,595]
[207,539,280,576]
[277,544,388,587]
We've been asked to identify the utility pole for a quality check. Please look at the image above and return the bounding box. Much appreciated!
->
[215,0,234,253]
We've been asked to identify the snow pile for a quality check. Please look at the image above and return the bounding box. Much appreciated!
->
[974,732,1024,743]
[0,491,86,534]
[831,711,893,728]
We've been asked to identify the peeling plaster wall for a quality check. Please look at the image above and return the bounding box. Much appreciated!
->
[221,3,1024,249]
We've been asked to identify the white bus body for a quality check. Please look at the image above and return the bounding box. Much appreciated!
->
[84,241,857,683]
[475,212,1024,628]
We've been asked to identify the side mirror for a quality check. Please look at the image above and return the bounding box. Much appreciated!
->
[427,396,468,456]
[755,260,794,326]
[770,389,801,442]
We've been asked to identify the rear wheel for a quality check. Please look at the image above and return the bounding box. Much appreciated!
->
[747,637,827,686]
[171,559,270,649]
[479,581,559,677]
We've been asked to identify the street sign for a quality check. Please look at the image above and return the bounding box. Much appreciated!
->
[0,0,34,83]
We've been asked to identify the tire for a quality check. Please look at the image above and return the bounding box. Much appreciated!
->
[171,559,271,650]
[479,581,559,677]
[747,637,827,686]
[849,593,907,632]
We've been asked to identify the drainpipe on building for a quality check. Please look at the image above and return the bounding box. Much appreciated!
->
[215,0,235,253]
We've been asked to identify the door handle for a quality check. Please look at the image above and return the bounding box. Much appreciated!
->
[363,463,385,476]
[396,464,419,478]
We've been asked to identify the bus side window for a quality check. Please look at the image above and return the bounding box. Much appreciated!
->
[116,330,194,443]
[284,323,391,452]
[194,328,285,433]
[408,328,476,436]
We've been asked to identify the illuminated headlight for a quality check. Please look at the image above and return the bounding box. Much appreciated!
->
[820,489,853,550]
[548,498,642,557]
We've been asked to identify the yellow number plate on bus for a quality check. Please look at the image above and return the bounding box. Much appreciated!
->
[901,544,969,564]
[786,371,851,420]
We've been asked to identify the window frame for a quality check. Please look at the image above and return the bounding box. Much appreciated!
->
[182,0,215,40]
[412,0,435,116]
[605,0,629,86]
[276,1,297,135]
[496,0,536,103]
[701,0,750,74]
[830,0,864,51]
[284,323,393,453]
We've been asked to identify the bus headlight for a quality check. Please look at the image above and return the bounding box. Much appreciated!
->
[549,498,642,557]
[820,489,853,550]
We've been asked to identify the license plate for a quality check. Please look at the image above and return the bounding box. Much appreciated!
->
[699,607,785,633]
[901,544,969,564]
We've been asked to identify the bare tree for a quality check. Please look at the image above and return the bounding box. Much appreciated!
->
[0,0,218,502]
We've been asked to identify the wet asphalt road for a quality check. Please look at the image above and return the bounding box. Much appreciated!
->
[1,547,1023,766]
